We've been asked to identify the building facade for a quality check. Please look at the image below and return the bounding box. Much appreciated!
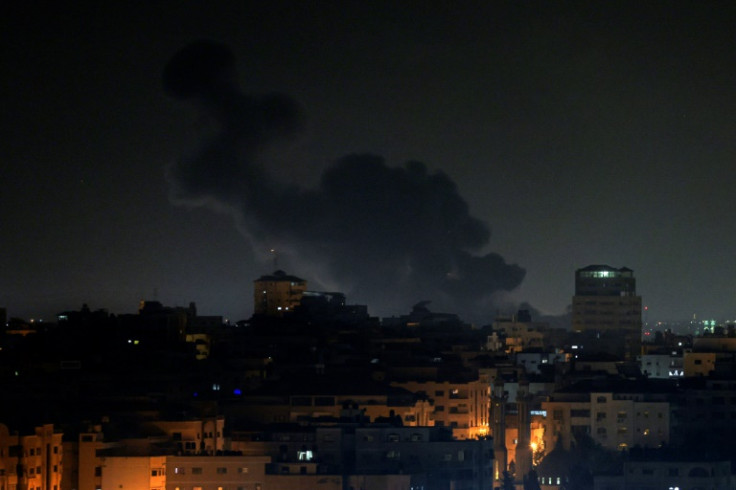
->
[541,384,671,452]
[392,378,490,440]
[571,265,642,360]
[0,424,63,490]
[594,458,734,490]
[253,270,307,317]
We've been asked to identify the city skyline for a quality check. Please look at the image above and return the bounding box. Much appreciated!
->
[3,3,736,322]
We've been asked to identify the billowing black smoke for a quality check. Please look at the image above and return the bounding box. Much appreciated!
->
[163,41,525,321]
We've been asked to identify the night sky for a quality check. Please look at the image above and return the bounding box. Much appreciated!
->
[2,2,735,324]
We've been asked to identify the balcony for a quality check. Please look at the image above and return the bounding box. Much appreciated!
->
[449,390,469,400]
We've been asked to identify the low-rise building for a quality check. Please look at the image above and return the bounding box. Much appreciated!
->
[541,380,673,452]
[167,455,270,490]
[100,455,166,490]
[0,423,63,490]
[232,425,492,490]
[671,377,736,448]
[494,311,547,353]
[594,455,734,490]
[515,350,568,375]
[149,417,225,455]
[225,377,433,427]
[639,350,684,378]
[392,377,489,439]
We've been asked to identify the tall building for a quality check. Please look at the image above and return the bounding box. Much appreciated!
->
[253,270,307,317]
[515,376,533,484]
[490,379,508,483]
[571,265,642,359]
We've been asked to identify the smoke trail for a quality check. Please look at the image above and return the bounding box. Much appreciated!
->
[163,41,525,319]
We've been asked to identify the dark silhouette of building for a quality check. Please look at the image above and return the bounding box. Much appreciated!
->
[491,378,508,484]
[253,270,307,317]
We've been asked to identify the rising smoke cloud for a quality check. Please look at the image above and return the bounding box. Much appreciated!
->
[163,41,525,320]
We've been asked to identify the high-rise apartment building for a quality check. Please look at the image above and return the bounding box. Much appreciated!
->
[571,265,642,359]
[253,270,307,317]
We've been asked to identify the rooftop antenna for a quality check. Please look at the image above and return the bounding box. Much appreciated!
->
[270,249,278,270]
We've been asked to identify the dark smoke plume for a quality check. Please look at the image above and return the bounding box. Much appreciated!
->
[163,41,525,321]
